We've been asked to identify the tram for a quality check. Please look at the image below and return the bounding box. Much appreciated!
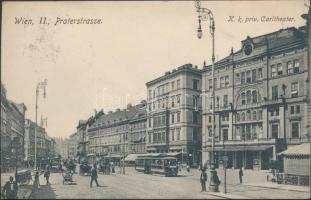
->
[135,153,178,177]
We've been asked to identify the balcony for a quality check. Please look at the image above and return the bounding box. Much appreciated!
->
[286,137,309,145]
[206,138,279,147]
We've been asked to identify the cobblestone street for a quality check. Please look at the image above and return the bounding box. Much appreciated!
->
[27,167,310,199]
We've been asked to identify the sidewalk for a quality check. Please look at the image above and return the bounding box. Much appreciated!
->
[245,182,310,193]
[207,192,248,199]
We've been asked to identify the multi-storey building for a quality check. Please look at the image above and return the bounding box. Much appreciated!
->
[68,132,79,159]
[24,119,50,166]
[87,104,139,158]
[146,64,202,166]
[77,119,89,163]
[54,137,69,159]
[129,101,147,154]
[202,26,310,170]
[1,83,27,172]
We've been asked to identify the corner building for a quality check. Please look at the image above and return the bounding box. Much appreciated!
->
[146,64,202,166]
[202,26,310,170]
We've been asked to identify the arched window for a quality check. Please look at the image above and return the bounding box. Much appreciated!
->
[241,112,245,121]
[246,110,251,120]
[252,111,257,120]
[241,93,246,105]
[247,90,252,104]
[252,91,257,103]
[236,113,240,122]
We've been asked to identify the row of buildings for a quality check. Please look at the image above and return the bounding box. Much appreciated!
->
[67,21,310,169]
[1,83,56,172]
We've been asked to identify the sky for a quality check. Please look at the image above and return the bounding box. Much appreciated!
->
[2,1,308,138]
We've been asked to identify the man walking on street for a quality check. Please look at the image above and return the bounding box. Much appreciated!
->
[2,176,18,199]
[44,168,51,185]
[90,164,100,188]
[239,167,244,184]
[200,169,207,192]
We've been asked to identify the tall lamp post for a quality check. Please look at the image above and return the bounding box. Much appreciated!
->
[34,79,48,170]
[194,0,219,192]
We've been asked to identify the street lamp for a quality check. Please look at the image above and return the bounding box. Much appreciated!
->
[34,79,48,170]
[194,0,219,192]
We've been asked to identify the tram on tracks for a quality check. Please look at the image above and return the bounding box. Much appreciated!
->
[135,153,178,177]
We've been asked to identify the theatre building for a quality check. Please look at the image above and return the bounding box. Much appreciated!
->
[202,26,310,170]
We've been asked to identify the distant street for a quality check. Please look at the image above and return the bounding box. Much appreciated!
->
[28,167,309,199]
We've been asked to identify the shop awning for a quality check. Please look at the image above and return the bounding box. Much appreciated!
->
[207,145,273,152]
[125,154,147,161]
[278,143,310,156]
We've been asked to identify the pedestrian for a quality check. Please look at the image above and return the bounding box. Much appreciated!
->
[239,167,243,184]
[44,168,51,185]
[187,164,190,173]
[34,171,40,191]
[111,162,115,173]
[200,169,207,192]
[2,176,18,199]
[90,164,100,188]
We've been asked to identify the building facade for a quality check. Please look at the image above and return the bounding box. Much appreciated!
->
[129,101,147,154]
[67,132,79,160]
[146,64,202,166]
[54,137,69,159]
[77,119,89,163]
[1,83,27,172]
[202,26,310,170]
[24,119,51,166]
[87,104,141,158]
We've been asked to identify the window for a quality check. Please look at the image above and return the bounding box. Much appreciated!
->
[171,81,175,91]
[162,115,166,125]
[223,129,228,141]
[177,79,181,89]
[293,59,300,73]
[176,128,181,140]
[225,76,229,87]
[214,78,218,88]
[272,86,278,100]
[148,90,152,99]
[241,72,245,84]
[296,105,300,114]
[241,112,245,121]
[177,95,181,105]
[252,125,257,139]
[291,122,299,138]
[149,118,152,127]
[259,110,263,120]
[236,113,240,122]
[287,61,293,74]
[177,112,181,122]
[171,129,175,141]
[171,97,175,107]
[223,95,228,108]
[148,133,151,143]
[252,91,257,103]
[208,79,213,90]
[246,110,251,121]
[220,77,225,88]
[275,108,279,116]
[246,70,251,83]
[235,73,240,83]
[193,96,198,111]
[291,82,298,97]
[252,111,257,120]
[246,90,252,104]
[208,116,212,123]
[290,106,295,114]
[271,123,278,139]
[277,63,283,75]
[258,68,263,79]
[271,65,276,77]
[252,69,257,82]
[193,111,198,123]
[193,80,198,90]
[241,92,246,105]
[171,113,175,123]
[162,132,166,143]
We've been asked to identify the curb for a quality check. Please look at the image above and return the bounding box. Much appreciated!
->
[244,183,310,193]
[207,192,249,199]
